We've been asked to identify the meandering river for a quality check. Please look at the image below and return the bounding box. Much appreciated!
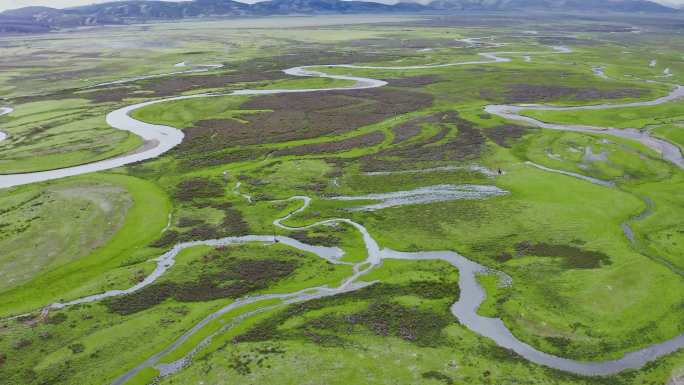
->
[87,63,225,89]
[485,86,684,169]
[110,194,684,383]
[1,45,680,188]
[2,42,684,382]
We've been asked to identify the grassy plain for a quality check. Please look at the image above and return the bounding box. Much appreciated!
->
[0,173,170,316]
[1,12,684,385]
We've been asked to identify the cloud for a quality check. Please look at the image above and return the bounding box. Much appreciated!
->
[652,0,684,6]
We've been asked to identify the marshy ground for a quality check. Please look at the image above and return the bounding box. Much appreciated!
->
[1,12,684,385]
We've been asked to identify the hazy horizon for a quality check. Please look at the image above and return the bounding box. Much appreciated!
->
[0,0,681,12]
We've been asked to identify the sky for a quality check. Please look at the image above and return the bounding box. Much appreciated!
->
[0,0,682,11]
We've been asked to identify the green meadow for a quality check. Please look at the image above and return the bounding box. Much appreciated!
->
[1,12,684,385]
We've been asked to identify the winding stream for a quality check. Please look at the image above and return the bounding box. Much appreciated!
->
[592,66,609,80]
[329,184,509,211]
[112,196,383,384]
[382,247,684,376]
[363,164,498,177]
[86,63,225,89]
[2,44,679,189]
[0,45,568,189]
[2,40,684,382]
[622,196,654,243]
[485,86,684,169]
[0,107,11,142]
[619,197,684,277]
[525,161,615,187]
[49,234,350,310]
[108,192,684,383]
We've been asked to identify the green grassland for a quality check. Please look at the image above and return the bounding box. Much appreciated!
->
[156,258,684,385]
[521,100,684,130]
[0,175,134,292]
[0,173,171,316]
[521,100,684,150]
[0,242,349,385]
[0,98,143,173]
[2,12,684,385]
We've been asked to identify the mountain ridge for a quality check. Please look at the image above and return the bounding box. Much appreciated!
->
[0,0,677,34]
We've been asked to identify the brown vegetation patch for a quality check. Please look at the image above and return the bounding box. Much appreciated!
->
[387,75,442,87]
[413,15,519,28]
[274,131,385,156]
[152,202,249,248]
[289,231,341,247]
[10,48,400,105]
[76,87,137,103]
[227,345,286,376]
[541,24,636,33]
[45,313,67,325]
[362,111,485,171]
[178,88,431,156]
[484,124,535,148]
[16,85,137,104]
[215,202,251,236]
[349,38,466,49]
[504,84,648,103]
[177,217,203,227]
[12,70,287,104]
[514,241,611,269]
[235,49,403,74]
[13,338,32,350]
[422,371,454,385]
[16,68,102,82]
[143,71,287,97]
[233,281,457,347]
[174,177,225,201]
[179,148,269,170]
[0,109,106,145]
[391,112,449,144]
[536,37,600,46]
[105,258,298,315]
[341,301,452,346]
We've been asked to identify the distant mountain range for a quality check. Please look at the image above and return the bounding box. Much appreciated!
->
[0,0,677,34]
[429,0,676,12]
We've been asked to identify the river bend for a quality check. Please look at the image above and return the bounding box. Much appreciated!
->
[1,42,683,381]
